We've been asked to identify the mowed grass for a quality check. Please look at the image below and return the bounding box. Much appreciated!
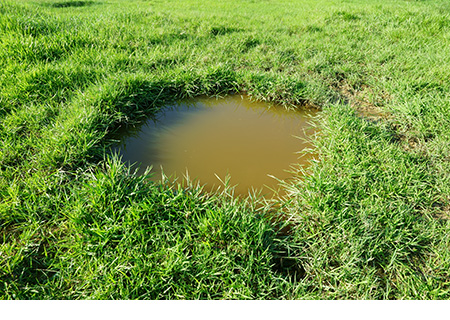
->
[1,0,450,299]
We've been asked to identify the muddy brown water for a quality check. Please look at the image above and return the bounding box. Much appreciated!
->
[113,95,317,197]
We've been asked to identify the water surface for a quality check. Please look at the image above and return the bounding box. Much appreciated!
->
[114,95,317,196]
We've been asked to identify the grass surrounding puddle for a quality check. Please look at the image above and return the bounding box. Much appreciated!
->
[1,0,450,299]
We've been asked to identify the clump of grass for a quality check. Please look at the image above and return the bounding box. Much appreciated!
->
[1,156,299,299]
[45,1,97,8]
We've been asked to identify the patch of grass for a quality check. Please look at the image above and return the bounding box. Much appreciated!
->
[45,1,97,8]
[1,0,450,299]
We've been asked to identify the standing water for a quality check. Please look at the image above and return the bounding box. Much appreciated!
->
[113,95,317,197]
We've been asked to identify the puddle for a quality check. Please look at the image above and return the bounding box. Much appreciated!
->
[113,95,317,197]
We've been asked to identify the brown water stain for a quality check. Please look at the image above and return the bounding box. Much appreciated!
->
[114,94,318,197]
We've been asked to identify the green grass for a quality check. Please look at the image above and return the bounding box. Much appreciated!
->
[1,0,450,299]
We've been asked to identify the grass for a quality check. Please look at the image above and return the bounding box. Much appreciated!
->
[1,0,450,299]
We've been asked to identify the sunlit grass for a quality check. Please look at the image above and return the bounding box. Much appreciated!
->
[1,0,450,299]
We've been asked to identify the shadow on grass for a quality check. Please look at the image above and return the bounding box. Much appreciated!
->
[48,1,97,8]
[1,239,57,299]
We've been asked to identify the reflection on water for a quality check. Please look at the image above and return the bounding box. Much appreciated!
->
[113,95,317,197]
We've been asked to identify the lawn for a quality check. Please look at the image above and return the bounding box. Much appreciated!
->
[1,0,450,299]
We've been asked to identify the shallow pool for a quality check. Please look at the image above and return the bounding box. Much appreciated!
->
[113,95,317,196]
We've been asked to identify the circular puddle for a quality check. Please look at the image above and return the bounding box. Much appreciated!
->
[113,94,318,197]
